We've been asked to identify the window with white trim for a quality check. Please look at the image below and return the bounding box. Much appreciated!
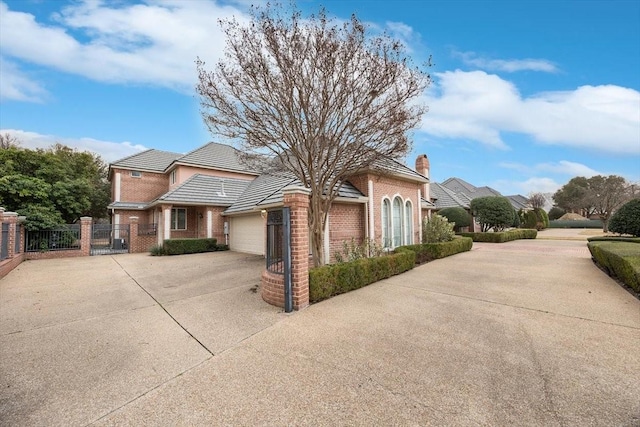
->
[405,200,413,244]
[170,170,176,184]
[171,208,187,230]
[382,198,392,248]
[131,170,142,178]
[392,197,403,247]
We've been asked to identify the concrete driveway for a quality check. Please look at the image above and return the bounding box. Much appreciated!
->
[1,235,639,426]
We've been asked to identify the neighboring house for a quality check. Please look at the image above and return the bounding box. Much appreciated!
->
[426,176,529,231]
[109,142,431,261]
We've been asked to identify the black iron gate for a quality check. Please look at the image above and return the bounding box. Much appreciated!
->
[266,208,292,312]
[91,224,130,255]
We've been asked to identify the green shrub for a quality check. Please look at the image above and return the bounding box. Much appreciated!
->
[460,229,537,243]
[309,250,415,303]
[334,238,384,263]
[470,196,516,232]
[438,207,471,231]
[397,237,473,264]
[548,206,565,221]
[537,208,550,229]
[150,238,226,255]
[609,198,640,237]
[422,214,455,243]
[522,210,538,229]
[548,219,603,229]
[588,241,640,292]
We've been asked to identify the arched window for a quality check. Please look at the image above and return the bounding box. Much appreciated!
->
[393,197,403,247]
[382,199,392,248]
[405,201,413,244]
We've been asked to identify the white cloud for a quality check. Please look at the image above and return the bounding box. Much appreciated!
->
[494,177,562,195]
[0,57,48,102]
[0,0,249,92]
[0,129,147,163]
[498,160,602,177]
[453,51,558,73]
[422,70,640,155]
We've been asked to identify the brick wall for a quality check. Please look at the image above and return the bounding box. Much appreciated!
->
[350,173,422,246]
[328,203,366,263]
[112,168,169,202]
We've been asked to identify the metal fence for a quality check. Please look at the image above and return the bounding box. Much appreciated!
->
[25,225,81,252]
[266,210,284,274]
[1,223,8,260]
[138,223,157,236]
[15,224,22,254]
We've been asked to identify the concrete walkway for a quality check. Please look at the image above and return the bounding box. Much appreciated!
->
[1,234,639,426]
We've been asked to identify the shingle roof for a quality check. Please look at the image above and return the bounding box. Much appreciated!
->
[506,194,530,210]
[370,157,428,182]
[111,149,182,172]
[173,142,257,174]
[430,182,470,209]
[224,174,297,214]
[224,174,365,214]
[154,174,251,206]
[441,177,476,194]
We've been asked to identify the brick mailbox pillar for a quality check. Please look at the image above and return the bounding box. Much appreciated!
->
[261,186,311,311]
[283,186,311,310]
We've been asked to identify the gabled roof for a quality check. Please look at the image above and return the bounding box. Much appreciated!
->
[172,142,257,175]
[470,186,502,198]
[441,177,476,194]
[430,182,470,209]
[154,174,251,206]
[111,149,182,172]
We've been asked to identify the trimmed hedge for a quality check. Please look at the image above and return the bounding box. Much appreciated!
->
[309,250,415,303]
[548,219,603,229]
[396,237,473,264]
[152,238,228,255]
[588,241,640,292]
[587,236,640,244]
[459,229,537,243]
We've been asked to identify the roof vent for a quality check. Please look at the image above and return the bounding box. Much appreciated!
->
[216,179,226,197]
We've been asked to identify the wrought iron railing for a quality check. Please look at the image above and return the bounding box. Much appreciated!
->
[266,210,284,274]
[15,224,22,254]
[1,223,8,260]
[25,225,81,252]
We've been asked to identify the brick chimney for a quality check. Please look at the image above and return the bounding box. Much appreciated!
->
[415,154,430,202]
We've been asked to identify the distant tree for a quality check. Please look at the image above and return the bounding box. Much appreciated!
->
[0,132,20,149]
[0,144,110,230]
[528,192,546,210]
[548,206,565,221]
[553,177,594,216]
[609,198,640,237]
[470,196,515,232]
[197,3,430,266]
[438,207,471,232]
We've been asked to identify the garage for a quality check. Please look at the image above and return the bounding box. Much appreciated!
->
[229,214,265,256]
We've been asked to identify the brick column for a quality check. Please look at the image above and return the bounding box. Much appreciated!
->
[129,216,139,253]
[80,217,92,256]
[3,212,18,258]
[283,186,311,310]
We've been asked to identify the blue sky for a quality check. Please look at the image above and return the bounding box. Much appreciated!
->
[1,0,638,196]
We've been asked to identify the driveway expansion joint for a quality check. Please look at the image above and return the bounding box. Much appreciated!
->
[112,256,215,356]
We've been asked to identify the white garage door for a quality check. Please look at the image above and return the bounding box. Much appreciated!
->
[229,214,265,255]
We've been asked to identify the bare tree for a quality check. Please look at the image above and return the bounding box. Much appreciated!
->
[528,192,546,210]
[0,132,20,149]
[197,4,430,266]
[587,175,631,232]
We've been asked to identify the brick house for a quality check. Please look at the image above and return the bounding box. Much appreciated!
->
[109,142,434,261]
